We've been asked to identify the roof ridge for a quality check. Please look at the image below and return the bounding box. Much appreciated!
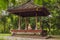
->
[14,0,41,9]
[14,0,34,8]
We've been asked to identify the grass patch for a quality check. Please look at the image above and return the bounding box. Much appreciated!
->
[0,34,11,40]
[0,39,5,40]
[0,37,5,40]
[0,34,11,36]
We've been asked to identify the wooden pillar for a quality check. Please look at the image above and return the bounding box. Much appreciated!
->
[40,17,42,30]
[25,17,28,30]
[18,16,21,30]
[35,13,38,30]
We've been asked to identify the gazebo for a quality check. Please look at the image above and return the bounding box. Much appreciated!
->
[7,0,50,36]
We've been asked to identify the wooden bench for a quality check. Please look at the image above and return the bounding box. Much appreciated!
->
[10,30,42,35]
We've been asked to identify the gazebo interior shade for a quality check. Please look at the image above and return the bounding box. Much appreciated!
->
[7,0,50,17]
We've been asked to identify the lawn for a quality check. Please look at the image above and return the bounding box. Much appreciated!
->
[0,34,11,40]
[0,34,11,36]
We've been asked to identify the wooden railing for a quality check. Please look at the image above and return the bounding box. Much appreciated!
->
[11,30,42,32]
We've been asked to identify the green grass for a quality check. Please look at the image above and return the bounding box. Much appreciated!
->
[0,34,11,40]
[0,34,11,36]
[0,39,5,40]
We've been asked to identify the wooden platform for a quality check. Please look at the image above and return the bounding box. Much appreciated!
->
[10,30,42,35]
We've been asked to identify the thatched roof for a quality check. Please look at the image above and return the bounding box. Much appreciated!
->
[7,0,50,17]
